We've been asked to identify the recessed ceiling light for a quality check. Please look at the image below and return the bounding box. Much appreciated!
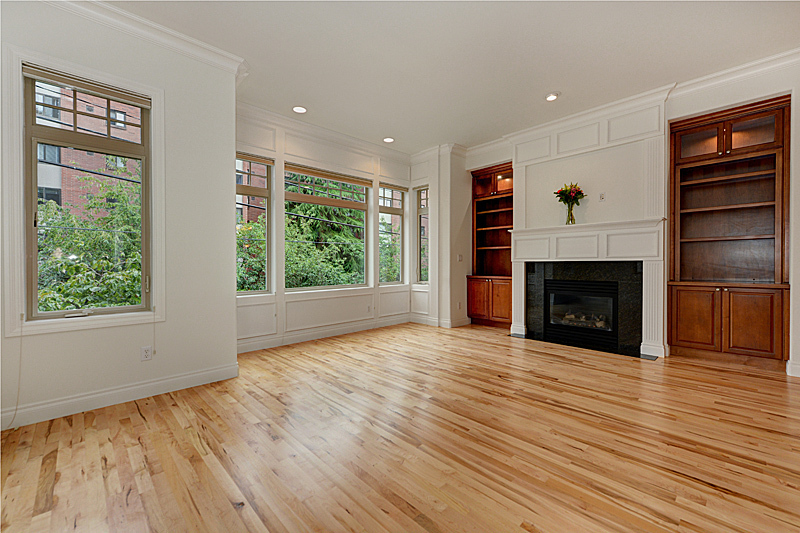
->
[292,106,307,114]
[383,137,395,143]
[545,92,560,102]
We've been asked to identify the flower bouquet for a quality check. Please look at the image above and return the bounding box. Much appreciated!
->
[554,183,585,225]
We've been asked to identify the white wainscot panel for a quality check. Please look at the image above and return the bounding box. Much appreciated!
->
[557,123,600,154]
[285,133,374,177]
[606,230,662,259]
[237,118,276,153]
[411,288,429,314]
[380,289,410,317]
[515,137,550,165]
[285,294,373,332]
[607,106,661,143]
[555,234,599,259]
[380,158,409,181]
[514,236,550,261]
[237,303,277,339]
[411,161,428,181]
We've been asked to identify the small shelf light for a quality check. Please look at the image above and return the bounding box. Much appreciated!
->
[383,137,395,143]
[545,92,560,102]
[292,106,307,114]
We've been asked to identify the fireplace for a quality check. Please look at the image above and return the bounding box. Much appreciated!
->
[526,261,644,357]
[544,280,618,353]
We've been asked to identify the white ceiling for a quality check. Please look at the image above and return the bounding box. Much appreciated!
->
[114,1,800,155]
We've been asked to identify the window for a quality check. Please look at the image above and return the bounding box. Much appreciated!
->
[284,164,369,289]
[24,64,150,319]
[379,185,404,283]
[109,109,126,129]
[417,188,429,282]
[235,154,272,292]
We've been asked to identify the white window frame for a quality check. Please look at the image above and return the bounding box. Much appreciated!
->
[236,152,272,294]
[417,187,430,283]
[378,184,405,285]
[2,47,166,336]
[283,163,371,291]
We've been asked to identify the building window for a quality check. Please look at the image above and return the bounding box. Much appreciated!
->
[284,164,369,289]
[417,188,429,283]
[379,186,404,283]
[236,154,272,293]
[109,109,126,129]
[24,64,151,319]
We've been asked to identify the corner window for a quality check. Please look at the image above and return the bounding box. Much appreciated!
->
[379,185,404,283]
[24,64,151,319]
[236,154,272,293]
[417,188,429,283]
[284,164,369,289]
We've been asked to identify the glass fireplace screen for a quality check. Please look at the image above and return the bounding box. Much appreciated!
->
[549,293,613,331]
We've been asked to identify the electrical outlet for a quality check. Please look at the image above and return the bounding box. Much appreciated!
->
[457,254,463,262]
[141,346,153,361]
[599,192,606,202]
[367,305,371,312]
[458,301,462,310]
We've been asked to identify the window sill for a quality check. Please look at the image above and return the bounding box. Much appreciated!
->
[237,292,276,306]
[10,310,164,337]
[284,285,372,302]
[412,283,430,291]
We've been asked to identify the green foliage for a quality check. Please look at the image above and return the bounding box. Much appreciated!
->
[379,214,401,283]
[284,201,365,288]
[236,213,267,291]
[36,159,142,312]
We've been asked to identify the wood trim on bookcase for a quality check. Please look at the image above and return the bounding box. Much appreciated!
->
[669,94,791,132]
[783,107,791,284]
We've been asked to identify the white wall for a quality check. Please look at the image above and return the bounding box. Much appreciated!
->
[235,104,413,352]
[1,2,240,427]
[409,147,439,326]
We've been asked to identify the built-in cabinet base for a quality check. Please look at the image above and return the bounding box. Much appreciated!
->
[669,284,788,360]
[467,275,512,327]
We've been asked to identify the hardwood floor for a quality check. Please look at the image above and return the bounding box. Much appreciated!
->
[3,323,800,532]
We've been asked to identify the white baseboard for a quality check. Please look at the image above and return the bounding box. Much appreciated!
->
[510,323,527,337]
[409,313,438,327]
[237,314,412,353]
[1,363,239,430]
[787,360,800,378]
[641,342,666,358]
[439,317,471,328]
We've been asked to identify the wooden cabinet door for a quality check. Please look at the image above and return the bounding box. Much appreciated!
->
[675,124,723,163]
[467,277,489,319]
[724,109,783,157]
[489,279,512,322]
[670,286,722,351]
[723,288,783,359]
[494,169,513,195]
[473,174,494,198]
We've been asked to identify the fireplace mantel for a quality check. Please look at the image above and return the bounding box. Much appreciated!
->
[509,218,666,357]
[511,218,665,263]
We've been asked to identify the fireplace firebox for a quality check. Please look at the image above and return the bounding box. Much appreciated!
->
[544,280,619,353]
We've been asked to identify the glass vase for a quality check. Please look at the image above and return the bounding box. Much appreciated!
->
[566,203,576,225]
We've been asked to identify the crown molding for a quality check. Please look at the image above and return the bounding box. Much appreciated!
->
[439,143,467,158]
[237,102,411,165]
[465,137,512,159]
[46,1,244,75]
[411,146,440,165]
[504,84,674,146]
[670,46,800,100]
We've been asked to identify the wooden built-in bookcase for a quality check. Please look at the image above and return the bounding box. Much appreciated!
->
[668,96,790,361]
[467,162,513,327]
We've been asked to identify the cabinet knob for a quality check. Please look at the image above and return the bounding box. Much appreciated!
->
[718,152,723,155]
[715,288,720,291]
[726,150,731,154]
[723,288,729,292]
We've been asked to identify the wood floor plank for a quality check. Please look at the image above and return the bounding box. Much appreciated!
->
[3,323,800,532]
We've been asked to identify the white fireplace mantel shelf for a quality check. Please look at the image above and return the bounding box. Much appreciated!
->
[511,217,665,263]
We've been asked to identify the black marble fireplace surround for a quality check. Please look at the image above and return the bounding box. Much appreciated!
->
[526,261,643,357]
